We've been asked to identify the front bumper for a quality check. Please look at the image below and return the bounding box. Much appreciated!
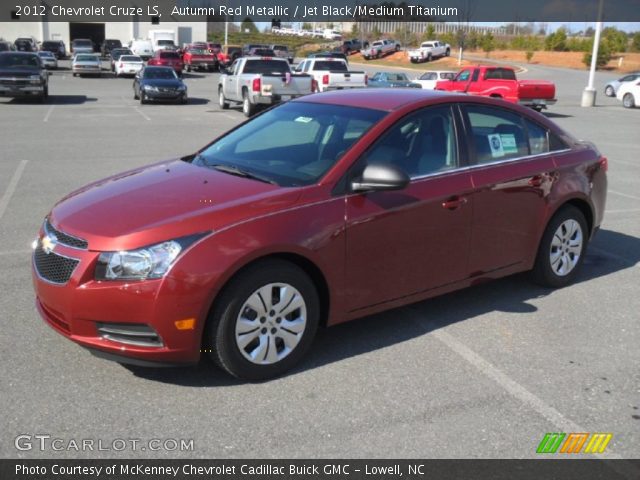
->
[0,85,44,97]
[143,89,186,101]
[32,241,205,366]
[73,66,102,75]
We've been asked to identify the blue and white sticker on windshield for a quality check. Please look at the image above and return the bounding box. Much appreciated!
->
[295,116,314,123]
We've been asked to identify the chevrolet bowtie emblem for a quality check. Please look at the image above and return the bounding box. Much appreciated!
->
[41,233,58,255]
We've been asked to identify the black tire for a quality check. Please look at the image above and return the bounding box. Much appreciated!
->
[445,48,451,57]
[532,205,588,288]
[623,93,635,108]
[532,106,543,112]
[72,73,77,77]
[426,54,432,62]
[242,90,255,117]
[180,95,188,105]
[204,260,320,380]
[218,87,229,110]
[604,85,614,97]
[410,58,418,64]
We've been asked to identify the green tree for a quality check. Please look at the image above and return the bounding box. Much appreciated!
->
[422,23,436,41]
[601,27,628,53]
[545,28,567,51]
[351,23,359,36]
[632,32,640,52]
[481,32,495,57]
[302,22,312,31]
[240,17,258,34]
[525,50,535,63]
[583,42,612,69]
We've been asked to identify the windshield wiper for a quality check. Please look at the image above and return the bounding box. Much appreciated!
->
[210,164,278,185]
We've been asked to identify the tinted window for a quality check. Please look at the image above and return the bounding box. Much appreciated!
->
[75,55,97,62]
[362,105,458,178]
[160,51,180,59]
[471,69,480,81]
[196,102,385,187]
[524,119,549,155]
[313,61,347,71]
[457,70,471,82]
[465,105,529,164]
[440,72,455,79]
[484,68,517,80]
[120,56,142,62]
[73,40,92,47]
[0,54,40,68]
[143,68,177,79]
[243,60,289,74]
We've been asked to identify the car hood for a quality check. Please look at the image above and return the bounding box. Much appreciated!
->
[49,159,301,251]
[0,68,41,76]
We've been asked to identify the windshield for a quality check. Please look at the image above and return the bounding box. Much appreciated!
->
[0,54,40,68]
[73,40,92,47]
[120,55,142,62]
[195,102,385,187]
[157,40,174,46]
[143,68,177,79]
[313,61,347,72]
[38,52,54,57]
[243,59,290,75]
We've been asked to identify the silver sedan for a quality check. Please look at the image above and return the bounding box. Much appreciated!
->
[72,54,102,77]
[37,51,58,70]
[604,72,640,97]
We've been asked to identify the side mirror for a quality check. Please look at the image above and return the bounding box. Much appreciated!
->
[351,163,410,193]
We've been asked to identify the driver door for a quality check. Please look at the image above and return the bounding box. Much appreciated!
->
[344,105,474,312]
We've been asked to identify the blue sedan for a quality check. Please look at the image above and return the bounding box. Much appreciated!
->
[133,66,188,104]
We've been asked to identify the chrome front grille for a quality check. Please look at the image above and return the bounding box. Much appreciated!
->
[45,219,88,249]
[33,245,79,284]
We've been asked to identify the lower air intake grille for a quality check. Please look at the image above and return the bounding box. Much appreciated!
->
[96,323,163,347]
[34,246,79,284]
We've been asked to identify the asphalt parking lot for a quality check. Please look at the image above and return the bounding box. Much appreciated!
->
[1,58,639,459]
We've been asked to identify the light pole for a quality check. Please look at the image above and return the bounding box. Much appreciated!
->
[581,0,605,107]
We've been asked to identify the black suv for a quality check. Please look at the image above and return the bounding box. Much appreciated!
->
[0,41,16,52]
[0,52,49,102]
[101,39,123,57]
[41,40,66,59]
[14,38,37,52]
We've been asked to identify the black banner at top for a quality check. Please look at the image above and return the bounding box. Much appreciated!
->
[2,0,640,22]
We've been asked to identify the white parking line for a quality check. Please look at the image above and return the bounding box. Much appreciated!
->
[609,190,640,201]
[43,104,55,122]
[0,160,28,221]
[133,106,151,121]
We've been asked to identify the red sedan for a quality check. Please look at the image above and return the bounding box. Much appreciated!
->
[146,50,183,76]
[31,90,607,380]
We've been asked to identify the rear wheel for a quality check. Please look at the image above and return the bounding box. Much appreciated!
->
[623,93,635,108]
[532,205,588,288]
[242,90,256,117]
[204,260,320,380]
[445,48,451,57]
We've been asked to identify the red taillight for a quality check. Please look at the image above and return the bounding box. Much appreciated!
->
[599,156,608,172]
[252,78,261,92]
[322,74,329,85]
[311,79,318,92]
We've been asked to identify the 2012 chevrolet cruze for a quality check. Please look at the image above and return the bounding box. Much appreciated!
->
[32,89,607,380]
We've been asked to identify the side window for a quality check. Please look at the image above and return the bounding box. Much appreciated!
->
[465,105,529,164]
[302,61,311,73]
[524,119,549,155]
[362,106,458,178]
[456,70,470,82]
[471,69,480,82]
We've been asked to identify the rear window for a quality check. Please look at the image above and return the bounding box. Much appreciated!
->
[160,51,180,59]
[440,72,455,80]
[273,45,287,51]
[75,55,97,62]
[189,49,207,55]
[120,55,142,62]
[243,60,290,75]
[73,40,92,47]
[313,61,347,72]
[42,41,60,48]
[484,68,517,80]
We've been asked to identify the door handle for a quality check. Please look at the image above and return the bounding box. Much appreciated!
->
[442,196,468,210]
[528,175,544,187]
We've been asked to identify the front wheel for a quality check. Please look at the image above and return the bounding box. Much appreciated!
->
[204,260,320,380]
[532,205,588,288]
[604,85,614,97]
[218,87,229,110]
[623,93,636,108]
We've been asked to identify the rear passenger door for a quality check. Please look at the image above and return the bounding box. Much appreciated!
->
[461,104,562,276]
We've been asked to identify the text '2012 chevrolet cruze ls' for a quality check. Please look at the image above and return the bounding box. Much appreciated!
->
[32,89,607,380]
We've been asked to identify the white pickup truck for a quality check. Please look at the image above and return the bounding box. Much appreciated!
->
[408,40,451,63]
[218,57,313,117]
[294,58,367,93]
[360,39,400,60]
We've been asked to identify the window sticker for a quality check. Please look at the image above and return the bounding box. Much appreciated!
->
[295,116,313,123]
[499,134,518,154]
[488,133,504,158]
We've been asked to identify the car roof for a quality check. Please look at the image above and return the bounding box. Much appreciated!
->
[0,51,37,57]
[294,88,472,112]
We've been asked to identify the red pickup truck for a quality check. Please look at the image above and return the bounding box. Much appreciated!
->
[182,45,217,72]
[435,66,556,111]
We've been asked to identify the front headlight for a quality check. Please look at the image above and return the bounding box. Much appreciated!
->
[143,85,159,91]
[95,233,208,281]
[177,85,187,91]
[29,74,41,84]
